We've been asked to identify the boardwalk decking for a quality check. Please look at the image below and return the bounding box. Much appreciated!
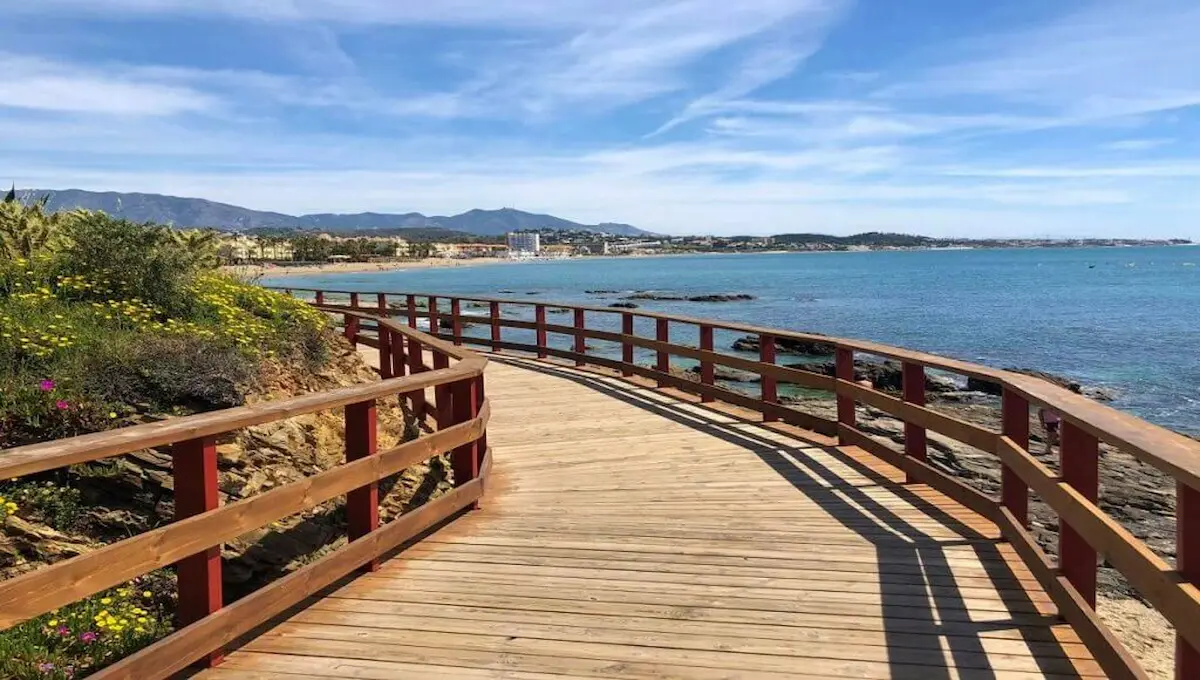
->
[197,356,1101,679]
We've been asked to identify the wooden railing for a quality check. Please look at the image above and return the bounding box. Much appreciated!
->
[282,286,1200,680]
[0,309,490,679]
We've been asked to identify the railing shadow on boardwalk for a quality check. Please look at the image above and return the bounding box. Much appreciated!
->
[490,355,1081,680]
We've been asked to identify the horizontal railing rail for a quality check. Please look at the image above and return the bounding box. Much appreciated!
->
[0,310,490,679]
[279,286,1200,680]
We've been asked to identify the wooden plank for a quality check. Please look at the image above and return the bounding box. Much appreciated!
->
[0,410,488,628]
[995,435,1200,656]
[93,478,484,680]
[993,506,1150,680]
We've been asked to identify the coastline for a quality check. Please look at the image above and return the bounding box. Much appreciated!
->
[225,257,514,278]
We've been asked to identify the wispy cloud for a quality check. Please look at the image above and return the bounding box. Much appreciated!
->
[0,54,218,116]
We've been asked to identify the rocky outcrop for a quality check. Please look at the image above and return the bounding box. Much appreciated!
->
[0,334,452,596]
[623,292,757,302]
[732,335,837,356]
[789,360,959,393]
[967,368,1116,402]
[609,302,639,309]
[685,365,761,383]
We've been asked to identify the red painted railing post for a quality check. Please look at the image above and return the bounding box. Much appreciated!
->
[1060,421,1099,607]
[901,362,927,483]
[489,302,501,351]
[760,333,778,422]
[574,309,587,366]
[390,329,406,379]
[428,297,439,335]
[434,351,453,429]
[655,318,669,387]
[315,290,324,305]
[1001,389,1031,526]
[408,335,426,416]
[535,305,548,358]
[835,347,856,444]
[1177,482,1200,679]
[172,435,223,667]
[349,292,359,309]
[450,298,463,346]
[406,295,417,328]
[345,399,379,572]
[451,377,481,509]
[343,313,358,344]
[621,313,634,377]
[376,295,392,379]
[699,325,715,403]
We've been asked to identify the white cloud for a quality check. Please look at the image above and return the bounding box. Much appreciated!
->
[0,55,217,116]
[1104,138,1175,152]
[893,0,1200,123]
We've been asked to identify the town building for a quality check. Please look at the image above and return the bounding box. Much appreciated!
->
[506,232,541,254]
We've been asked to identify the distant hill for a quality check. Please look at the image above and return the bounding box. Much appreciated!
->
[23,189,653,237]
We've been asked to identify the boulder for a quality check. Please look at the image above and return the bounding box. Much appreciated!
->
[732,335,837,356]
[686,365,760,383]
[966,368,1114,402]
[787,360,958,393]
[609,302,639,309]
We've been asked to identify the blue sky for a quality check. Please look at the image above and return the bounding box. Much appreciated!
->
[2,0,1199,237]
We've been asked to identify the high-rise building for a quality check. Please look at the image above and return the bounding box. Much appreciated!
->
[506,232,541,254]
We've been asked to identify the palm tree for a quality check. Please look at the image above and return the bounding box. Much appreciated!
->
[173,229,221,268]
[0,188,77,259]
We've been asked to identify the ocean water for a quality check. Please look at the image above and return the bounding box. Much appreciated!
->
[267,247,1200,434]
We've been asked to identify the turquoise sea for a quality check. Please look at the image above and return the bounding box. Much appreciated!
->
[268,247,1200,435]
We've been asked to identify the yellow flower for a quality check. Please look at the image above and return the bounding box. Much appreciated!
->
[100,597,112,605]
[142,591,152,598]
[137,617,147,624]
[48,619,58,626]
[108,412,118,419]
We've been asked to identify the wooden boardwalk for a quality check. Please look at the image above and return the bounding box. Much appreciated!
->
[197,356,1102,679]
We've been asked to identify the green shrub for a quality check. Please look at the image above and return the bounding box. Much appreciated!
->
[0,481,83,533]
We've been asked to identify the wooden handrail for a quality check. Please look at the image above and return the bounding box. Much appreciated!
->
[287,286,1200,680]
[0,308,491,677]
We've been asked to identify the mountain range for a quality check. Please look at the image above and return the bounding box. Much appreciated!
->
[24,189,652,237]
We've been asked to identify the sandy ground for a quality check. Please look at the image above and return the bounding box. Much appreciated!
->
[225,257,513,279]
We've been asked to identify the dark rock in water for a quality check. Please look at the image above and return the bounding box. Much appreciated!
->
[438,318,475,329]
[609,302,639,309]
[498,290,516,294]
[733,335,837,356]
[788,360,957,393]
[966,368,1114,402]
[624,292,685,301]
[686,365,760,383]
[525,291,541,295]
[623,292,757,302]
[586,289,620,294]
[686,294,756,302]
[548,308,571,314]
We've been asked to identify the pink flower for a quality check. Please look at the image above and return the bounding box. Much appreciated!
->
[55,400,70,410]
[57,625,70,637]
[79,631,98,644]
[39,379,55,392]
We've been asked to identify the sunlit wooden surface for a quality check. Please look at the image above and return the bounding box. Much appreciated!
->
[196,356,1102,679]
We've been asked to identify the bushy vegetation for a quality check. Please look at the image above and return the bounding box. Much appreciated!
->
[1,194,329,450]
[1,190,332,677]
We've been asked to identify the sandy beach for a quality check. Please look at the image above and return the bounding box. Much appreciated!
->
[225,257,513,278]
